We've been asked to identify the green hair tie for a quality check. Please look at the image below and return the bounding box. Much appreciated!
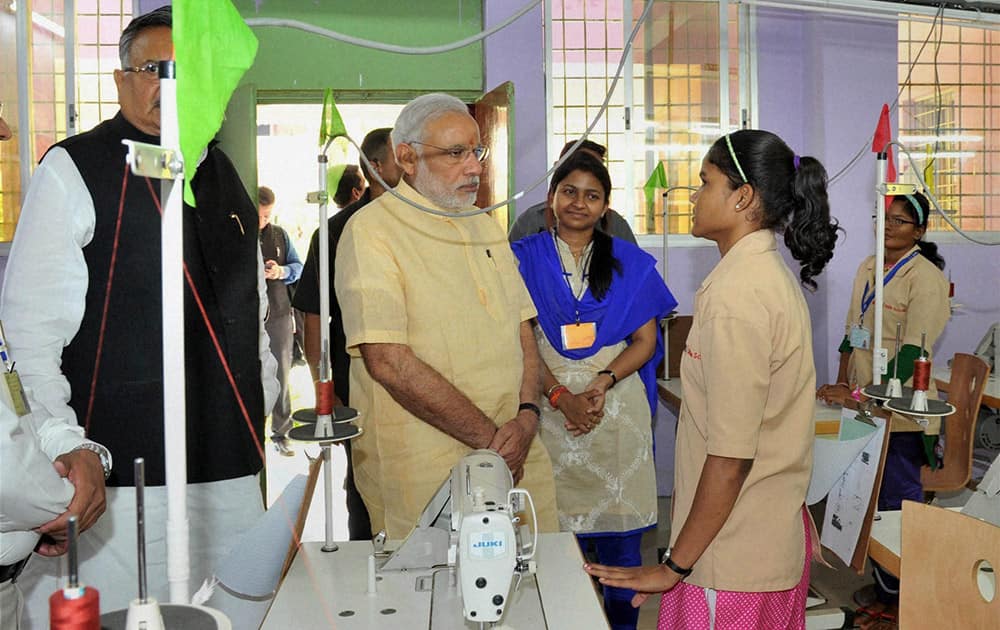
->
[725,133,748,183]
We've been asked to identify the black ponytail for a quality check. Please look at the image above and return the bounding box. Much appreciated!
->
[707,130,841,291]
[589,228,621,301]
[787,156,840,290]
[549,152,621,301]
[916,240,945,270]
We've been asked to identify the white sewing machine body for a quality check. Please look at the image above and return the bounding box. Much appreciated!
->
[261,450,609,629]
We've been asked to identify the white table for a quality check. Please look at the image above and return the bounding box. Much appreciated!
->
[262,532,609,629]
[934,366,1000,409]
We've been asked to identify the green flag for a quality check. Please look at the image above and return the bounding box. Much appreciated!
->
[175,0,258,206]
[319,89,348,146]
[643,161,668,232]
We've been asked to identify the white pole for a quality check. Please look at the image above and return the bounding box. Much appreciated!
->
[158,61,190,604]
[15,0,33,202]
[317,153,331,384]
[719,0,731,135]
[622,0,635,227]
[661,195,669,380]
[322,444,335,551]
[64,0,77,137]
[873,154,887,386]
[315,148,338,553]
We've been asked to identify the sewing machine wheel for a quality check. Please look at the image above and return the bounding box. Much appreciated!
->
[977,411,1000,450]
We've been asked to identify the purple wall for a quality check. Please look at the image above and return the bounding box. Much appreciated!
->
[484,1,548,214]
[756,7,1000,379]
[758,8,900,383]
[487,3,998,384]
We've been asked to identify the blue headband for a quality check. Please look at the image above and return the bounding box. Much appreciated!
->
[904,194,925,224]
[725,134,748,183]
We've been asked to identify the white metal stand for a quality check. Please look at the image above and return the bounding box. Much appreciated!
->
[157,61,190,605]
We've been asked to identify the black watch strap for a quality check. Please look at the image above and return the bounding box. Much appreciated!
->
[518,402,541,419]
[661,550,692,577]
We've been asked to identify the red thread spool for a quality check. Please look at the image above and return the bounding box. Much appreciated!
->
[912,356,932,392]
[49,586,100,630]
[315,380,335,415]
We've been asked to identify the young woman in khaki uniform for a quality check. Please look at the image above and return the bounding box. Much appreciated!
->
[817,192,949,629]
[585,130,839,629]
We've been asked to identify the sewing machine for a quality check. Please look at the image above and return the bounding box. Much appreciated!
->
[261,450,609,629]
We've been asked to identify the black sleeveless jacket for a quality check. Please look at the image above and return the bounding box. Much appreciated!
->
[56,112,265,486]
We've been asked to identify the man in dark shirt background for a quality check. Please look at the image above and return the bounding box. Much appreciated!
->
[258,186,303,456]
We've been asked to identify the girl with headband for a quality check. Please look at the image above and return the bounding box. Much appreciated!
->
[816,191,948,629]
[586,130,838,629]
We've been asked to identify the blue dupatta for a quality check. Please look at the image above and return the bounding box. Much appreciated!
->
[512,231,678,416]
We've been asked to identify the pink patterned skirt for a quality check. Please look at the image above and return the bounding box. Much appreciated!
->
[657,508,811,630]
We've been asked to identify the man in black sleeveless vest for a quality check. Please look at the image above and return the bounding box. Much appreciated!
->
[0,7,278,623]
[257,186,302,456]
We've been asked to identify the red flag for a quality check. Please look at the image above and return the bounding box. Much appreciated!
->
[872,103,896,183]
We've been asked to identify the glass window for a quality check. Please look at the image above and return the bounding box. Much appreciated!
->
[1,1,130,242]
[898,16,1000,232]
[548,0,746,236]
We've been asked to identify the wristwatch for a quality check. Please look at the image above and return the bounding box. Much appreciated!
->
[517,402,541,420]
[72,443,113,480]
[660,549,692,577]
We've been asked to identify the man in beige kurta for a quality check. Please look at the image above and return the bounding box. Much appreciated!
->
[335,93,557,539]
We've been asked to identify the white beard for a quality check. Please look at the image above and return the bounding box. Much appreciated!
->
[413,161,478,210]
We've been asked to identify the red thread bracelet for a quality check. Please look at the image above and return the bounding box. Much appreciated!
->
[548,385,569,408]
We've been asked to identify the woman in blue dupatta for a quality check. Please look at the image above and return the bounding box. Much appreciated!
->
[512,152,677,630]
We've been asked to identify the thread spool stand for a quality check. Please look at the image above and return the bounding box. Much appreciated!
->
[864,322,911,401]
[885,332,955,420]
[288,381,362,552]
[100,459,230,630]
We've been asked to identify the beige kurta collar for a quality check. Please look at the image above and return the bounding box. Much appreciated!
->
[698,229,777,293]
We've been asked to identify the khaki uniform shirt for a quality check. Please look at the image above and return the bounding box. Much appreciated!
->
[336,179,558,539]
[844,246,950,433]
[674,230,814,591]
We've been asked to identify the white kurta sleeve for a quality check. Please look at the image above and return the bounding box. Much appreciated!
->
[0,147,107,461]
[0,402,75,563]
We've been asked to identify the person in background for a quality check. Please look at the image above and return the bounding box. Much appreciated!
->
[512,151,676,630]
[0,97,110,630]
[333,164,366,209]
[292,127,401,539]
[336,92,558,539]
[816,192,949,630]
[0,7,277,624]
[508,139,637,245]
[586,130,839,630]
[258,186,303,457]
